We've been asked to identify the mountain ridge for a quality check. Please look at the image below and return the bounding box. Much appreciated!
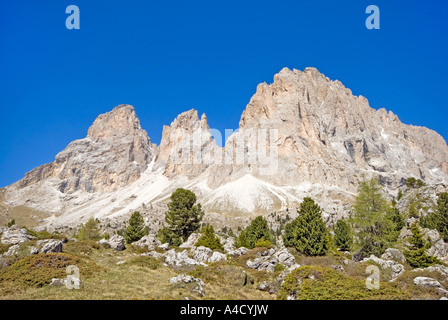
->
[3,67,448,230]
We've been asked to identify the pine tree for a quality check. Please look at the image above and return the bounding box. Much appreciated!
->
[351,177,395,256]
[124,211,148,244]
[77,218,101,240]
[195,224,224,250]
[293,197,329,256]
[158,188,204,245]
[334,219,353,251]
[433,192,448,242]
[404,223,440,268]
[236,216,271,249]
[282,219,298,247]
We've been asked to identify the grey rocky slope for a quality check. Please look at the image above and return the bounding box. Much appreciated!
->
[2,67,448,229]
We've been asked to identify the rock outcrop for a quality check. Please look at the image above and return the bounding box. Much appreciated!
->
[11,105,156,194]
[1,225,34,245]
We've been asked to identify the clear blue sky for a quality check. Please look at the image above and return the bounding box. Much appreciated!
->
[1,0,447,188]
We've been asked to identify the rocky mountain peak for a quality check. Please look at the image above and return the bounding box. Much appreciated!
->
[11,104,156,194]
[87,104,145,142]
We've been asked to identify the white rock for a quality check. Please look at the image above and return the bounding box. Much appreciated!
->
[381,248,406,263]
[1,225,34,245]
[362,255,405,281]
[100,235,125,251]
[208,251,227,263]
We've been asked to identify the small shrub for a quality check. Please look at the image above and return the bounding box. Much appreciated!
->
[236,216,271,249]
[274,263,286,272]
[195,224,224,251]
[76,218,102,241]
[278,265,410,300]
[7,219,15,227]
[64,240,101,256]
[0,253,101,288]
[254,237,271,248]
[0,243,11,255]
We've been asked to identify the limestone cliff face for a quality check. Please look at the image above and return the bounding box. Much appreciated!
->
[14,105,156,193]
[205,67,448,192]
[4,68,448,227]
[155,109,220,179]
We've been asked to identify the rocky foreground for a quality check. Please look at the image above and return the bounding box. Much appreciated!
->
[1,224,448,300]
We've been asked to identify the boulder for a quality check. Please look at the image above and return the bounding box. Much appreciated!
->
[1,225,34,245]
[164,249,206,267]
[191,246,213,263]
[2,244,20,257]
[170,274,205,296]
[274,248,296,267]
[381,248,406,263]
[209,251,227,263]
[258,281,278,294]
[179,233,201,248]
[133,235,161,249]
[100,235,125,251]
[412,264,448,278]
[228,247,249,257]
[413,276,448,295]
[36,239,63,254]
[158,243,170,251]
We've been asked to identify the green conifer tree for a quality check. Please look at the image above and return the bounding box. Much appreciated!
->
[334,219,353,251]
[124,211,148,244]
[158,188,204,245]
[236,216,271,249]
[77,218,101,241]
[404,223,440,268]
[293,197,329,256]
[195,224,224,250]
[351,178,395,256]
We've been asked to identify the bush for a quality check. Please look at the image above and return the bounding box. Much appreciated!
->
[76,218,102,241]
[254,237,271,248]
[7,219,15,227]
[334,219,353,251]
[278,265,410,300]
[0,253,101,288]
[0,243,11,255]
[64,240,101,256]
[236,216,271,249]
[195,224,224,251]
[405,177,425,189]
[123,211,148,244]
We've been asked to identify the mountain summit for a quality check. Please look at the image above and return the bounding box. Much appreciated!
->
[3,68,448,229]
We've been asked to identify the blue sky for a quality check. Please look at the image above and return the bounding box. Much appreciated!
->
[1,0,447,187]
